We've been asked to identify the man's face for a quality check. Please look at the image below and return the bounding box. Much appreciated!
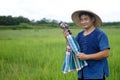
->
[79,15,94,29]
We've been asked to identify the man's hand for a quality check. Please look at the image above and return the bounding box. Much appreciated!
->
[76,53,88,60]
[62,30,69,38]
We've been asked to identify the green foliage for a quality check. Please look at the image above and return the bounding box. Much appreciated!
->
[18,23,33,29]
[0,15,120,29]
[0,16,30,25]
[102,22,120,28]
[0,28,120,80]
[0,23,33,30]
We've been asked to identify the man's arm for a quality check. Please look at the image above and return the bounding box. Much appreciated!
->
[76,49,110,60]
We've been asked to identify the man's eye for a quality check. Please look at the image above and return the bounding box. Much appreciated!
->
[79,19,82,21]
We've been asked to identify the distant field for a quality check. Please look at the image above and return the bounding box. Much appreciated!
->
[0,28,120,80]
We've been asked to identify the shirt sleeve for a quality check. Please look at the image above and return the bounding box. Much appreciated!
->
[98,32,110,51]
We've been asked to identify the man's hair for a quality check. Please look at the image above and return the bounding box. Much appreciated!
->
[79,12,94,19]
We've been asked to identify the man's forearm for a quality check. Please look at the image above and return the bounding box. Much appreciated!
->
[86,49,110,60]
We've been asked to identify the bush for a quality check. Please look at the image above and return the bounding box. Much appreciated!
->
[0,23,33,30]
[18,23,33,29]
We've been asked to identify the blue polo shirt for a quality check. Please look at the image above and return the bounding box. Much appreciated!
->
[76,28,110,79]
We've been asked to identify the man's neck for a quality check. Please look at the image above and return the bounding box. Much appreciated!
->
[84,26,95,36]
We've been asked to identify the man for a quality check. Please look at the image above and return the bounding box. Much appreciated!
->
[65,10,110,80]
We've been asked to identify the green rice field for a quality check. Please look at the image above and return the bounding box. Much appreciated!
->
[0,28,120,80]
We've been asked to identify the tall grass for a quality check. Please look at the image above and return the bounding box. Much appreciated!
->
[0,28,120,80]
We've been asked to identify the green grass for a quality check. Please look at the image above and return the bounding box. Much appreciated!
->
[0,28,120,80]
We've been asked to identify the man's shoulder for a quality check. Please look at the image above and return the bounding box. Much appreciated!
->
[77,30,84,36]
[95,28,105,34]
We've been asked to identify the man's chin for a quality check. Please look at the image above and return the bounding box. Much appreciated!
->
[83,26,89,29]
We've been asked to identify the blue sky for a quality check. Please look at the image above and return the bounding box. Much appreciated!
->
[0,0,120,22]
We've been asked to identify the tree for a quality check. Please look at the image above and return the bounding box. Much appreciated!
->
[0,16,30,25]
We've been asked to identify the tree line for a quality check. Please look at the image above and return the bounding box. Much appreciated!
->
[0,16,59,26]
[0,16,30,25]
[0,15,120,28]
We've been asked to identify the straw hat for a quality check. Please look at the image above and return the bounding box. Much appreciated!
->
[71,10,102,27]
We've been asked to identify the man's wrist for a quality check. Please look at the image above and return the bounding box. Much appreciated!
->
[85,55,89,60]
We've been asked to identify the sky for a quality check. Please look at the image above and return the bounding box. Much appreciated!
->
[0,0,120,22]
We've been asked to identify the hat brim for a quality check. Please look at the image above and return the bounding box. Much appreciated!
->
[71,10,102,27]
